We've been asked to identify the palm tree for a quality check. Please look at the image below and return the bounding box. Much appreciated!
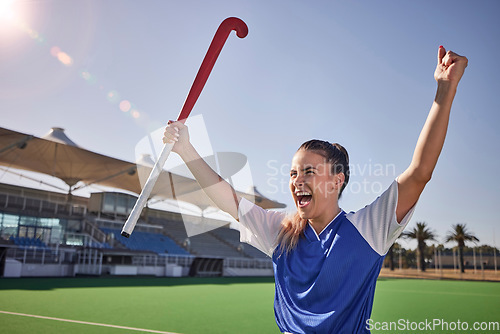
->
[387,243,395,271]
[402,222,436,272]
[386,241,402,271]
[445,223,479,273]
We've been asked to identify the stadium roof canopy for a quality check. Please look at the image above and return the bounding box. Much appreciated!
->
[0,126,286,211]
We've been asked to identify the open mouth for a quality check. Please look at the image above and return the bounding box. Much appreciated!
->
[296,191,312,208]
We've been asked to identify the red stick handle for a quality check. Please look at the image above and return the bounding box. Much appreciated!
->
[176,17,248,122]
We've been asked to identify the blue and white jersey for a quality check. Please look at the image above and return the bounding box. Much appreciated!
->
[238,180,416,334]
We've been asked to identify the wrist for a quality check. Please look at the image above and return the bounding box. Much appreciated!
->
[177,142,200,163]
[435,81,457,104]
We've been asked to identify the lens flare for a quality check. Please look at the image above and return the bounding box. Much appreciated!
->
[119,100,131,112]
[4,0,154,132]
[35,34,45,44]
[50,46,73,66]
[27,28,37,39]
[131,109,140,119]
[106,90,120,103]
[57,51,73,66]
[80,70,97,85]
[50,46,61,57]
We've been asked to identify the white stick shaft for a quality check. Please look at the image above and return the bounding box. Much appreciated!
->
[121,142,174,237]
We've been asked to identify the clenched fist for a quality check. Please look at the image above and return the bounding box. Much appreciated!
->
[434,46,468,86]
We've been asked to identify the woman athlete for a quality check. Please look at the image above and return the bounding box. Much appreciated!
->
[163,46,468,333]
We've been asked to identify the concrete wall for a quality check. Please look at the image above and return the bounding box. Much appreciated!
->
[3,259,75,277]
[3,260,270,278]
[223,267,273,277]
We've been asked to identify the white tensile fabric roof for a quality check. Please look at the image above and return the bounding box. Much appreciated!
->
[0,126,286,211]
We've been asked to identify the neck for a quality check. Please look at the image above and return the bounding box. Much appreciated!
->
[309,206,341,235]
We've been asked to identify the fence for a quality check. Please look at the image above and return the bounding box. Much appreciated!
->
[2,246,273,278]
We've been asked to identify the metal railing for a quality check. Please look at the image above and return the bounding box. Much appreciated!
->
[0,192,87,216]
[6,246,76,264]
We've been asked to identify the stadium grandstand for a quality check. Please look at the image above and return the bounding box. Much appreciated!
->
[0,126,284,278]
[0,182,275,278]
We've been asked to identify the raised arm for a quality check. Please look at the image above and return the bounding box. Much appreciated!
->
[396,46,468,222]
[163,121,241,220]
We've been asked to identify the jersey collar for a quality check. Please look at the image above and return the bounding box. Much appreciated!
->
[306,210,345,241]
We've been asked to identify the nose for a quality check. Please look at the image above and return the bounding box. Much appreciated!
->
[293,174,304,189]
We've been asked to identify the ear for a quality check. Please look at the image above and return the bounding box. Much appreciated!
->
[335,173,345,189]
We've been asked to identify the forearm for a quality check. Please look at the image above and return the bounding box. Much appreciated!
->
[396,47,466,222]
[409,81,457,182]
[178,143,240,220]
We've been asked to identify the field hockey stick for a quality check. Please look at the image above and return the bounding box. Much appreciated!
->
[121,17,248,237]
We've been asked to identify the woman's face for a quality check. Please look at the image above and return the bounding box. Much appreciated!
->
[289,150,340,223]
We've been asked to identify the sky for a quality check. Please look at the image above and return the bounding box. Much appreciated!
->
[1,0,499,249]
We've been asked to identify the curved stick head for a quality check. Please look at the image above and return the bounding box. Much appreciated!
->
[221,17,248,39]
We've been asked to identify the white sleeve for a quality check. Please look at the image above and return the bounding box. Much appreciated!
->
[346,179,416,256]
[237,197,285,257]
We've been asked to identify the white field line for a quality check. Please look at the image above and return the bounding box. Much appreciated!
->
[0,310,181,334]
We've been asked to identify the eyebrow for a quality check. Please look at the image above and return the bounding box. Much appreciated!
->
[290,166,318,172]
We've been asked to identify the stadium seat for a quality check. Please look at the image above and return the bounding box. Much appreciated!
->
[100,228,190,255]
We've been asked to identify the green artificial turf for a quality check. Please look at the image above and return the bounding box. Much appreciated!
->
[0,277,498,333]
[371,278,500,334]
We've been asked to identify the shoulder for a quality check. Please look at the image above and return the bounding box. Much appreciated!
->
[238,197,287,225]
[345,180,413,255]
[346,180,399,224]
[238,197,286,257]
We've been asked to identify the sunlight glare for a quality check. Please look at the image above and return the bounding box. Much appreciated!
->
[0,0,16,21]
